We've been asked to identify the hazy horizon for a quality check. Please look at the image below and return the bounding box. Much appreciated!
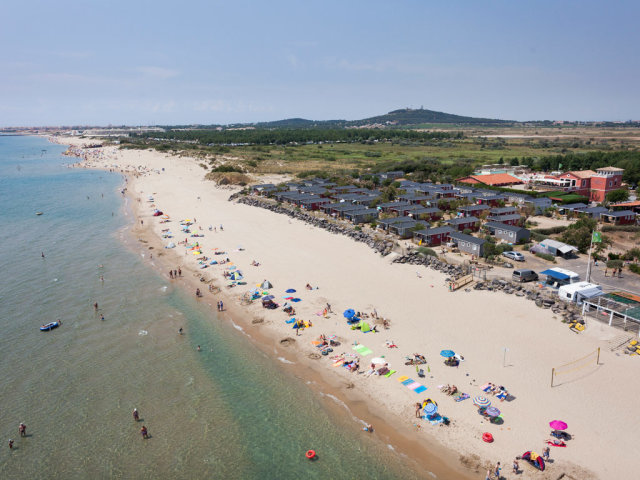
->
[2,0,639,127]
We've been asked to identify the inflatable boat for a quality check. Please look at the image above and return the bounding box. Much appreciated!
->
[40,321,60,331]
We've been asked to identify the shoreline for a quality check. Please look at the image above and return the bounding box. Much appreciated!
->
[117,171,475,479]
[56,135,640,480]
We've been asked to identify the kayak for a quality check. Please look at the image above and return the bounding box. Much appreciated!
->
[40,321,60,331]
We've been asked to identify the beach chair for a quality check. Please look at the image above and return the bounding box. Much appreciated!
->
[569,322,585,333]
[418,369,425,378]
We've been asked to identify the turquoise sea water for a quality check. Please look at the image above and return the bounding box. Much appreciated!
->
[0,136,427,479]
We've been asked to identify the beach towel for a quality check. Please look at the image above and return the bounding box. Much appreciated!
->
[480,383,491,392]
[398,376,409,382]
[333,360,345,367]
[496,392,507,400]
[546,441,567,447]
[407,382,420,391]
[414,385,427,394]
[352,345,373,356]
[384,369,397,378]
[454,393,470,402]
[285,319,296,324]
[311,341,321,345]
[427,414,444,426]
[401,379,415,386]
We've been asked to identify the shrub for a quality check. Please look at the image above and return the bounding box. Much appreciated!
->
[608,253,620,260]
[530,232,547,242]
[535,252,556,262]
[417,247,437,257]
[629,264,640,275]
[532,226,568,235]
[606,259,623,269]
[354,226,362,231]
[601,225,640,232]
[211,164,244,173]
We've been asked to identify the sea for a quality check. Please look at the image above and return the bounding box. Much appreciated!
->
[0,135,428,479]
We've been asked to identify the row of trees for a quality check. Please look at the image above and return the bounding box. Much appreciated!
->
[131,128,459,146]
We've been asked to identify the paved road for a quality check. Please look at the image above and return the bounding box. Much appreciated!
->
[441,249,640,295]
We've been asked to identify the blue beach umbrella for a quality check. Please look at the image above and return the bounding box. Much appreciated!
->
[291,298,301,303]
[440,350,455,358]
[485,407,501,417]
[343,309,356,319]
[285,288,296,293]
[423,402,438,416]
[262,295,275,301]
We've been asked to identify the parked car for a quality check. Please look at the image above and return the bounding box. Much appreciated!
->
[503,251,525,262]
[512,269,539,283]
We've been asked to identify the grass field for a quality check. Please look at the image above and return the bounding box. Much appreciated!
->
[121,125,640,178]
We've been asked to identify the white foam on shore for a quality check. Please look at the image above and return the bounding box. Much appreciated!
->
[277,357,295,364]
[231,321,243,331]
[138,330,148,336]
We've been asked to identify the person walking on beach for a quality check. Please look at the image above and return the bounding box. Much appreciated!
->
[605,268,608,277]
[493,461,501,479]
[94,302,98,311]
[178,267,181,277]
[133,408,139,422]
[415,402,422,418]
[18,423,26,437]
[179,327,183,335]
[219,301,224,311]
[542,446,550,461]
[512,458,519,474]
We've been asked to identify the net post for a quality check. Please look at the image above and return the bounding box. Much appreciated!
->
[551,368,554,388]
[596,347,600,365]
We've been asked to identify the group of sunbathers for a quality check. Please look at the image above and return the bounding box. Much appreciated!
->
[405,353,427,365]
[484,382,509,399]
[442,384,458,395]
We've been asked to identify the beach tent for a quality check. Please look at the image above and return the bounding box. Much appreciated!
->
[165,242,176,249]
[261,280,273,289]
[229,272,243,281]
[356,320,371,333]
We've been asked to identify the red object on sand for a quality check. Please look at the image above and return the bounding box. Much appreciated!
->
[547,441,566,447]
[305,450,316,459]
[482,432,493,443]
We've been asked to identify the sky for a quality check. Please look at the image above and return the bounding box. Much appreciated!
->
[2,0,639,126]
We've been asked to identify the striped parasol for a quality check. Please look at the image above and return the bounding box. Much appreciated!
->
[473,396,491,408]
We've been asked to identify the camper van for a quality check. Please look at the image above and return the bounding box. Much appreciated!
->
[540,268,580,288]
[558,282,603,305]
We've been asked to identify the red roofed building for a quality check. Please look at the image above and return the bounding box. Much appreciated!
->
[554,167,624,202]
[456,173,523,187]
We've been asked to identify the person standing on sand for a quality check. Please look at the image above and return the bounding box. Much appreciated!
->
[100,314,105,321]
[415,402,422,418]
[18,423,26,437]
[178,267,181,277]
[94,302,98,311]
[494,461,501,478]
[8,439,13,449]
[512,458,519,474]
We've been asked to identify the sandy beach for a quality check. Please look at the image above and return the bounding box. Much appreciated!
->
[60,136,640,479]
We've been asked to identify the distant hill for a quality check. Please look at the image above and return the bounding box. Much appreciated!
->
[352,108,511,126]
[250,108,511,129]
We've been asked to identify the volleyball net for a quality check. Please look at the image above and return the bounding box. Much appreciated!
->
[551,348,600,387]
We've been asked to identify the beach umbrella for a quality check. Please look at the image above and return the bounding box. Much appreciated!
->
[440,350,456,358]
[423,402,438,416]
[291,298,301,303]
[473,396,491,408]
[285,288,296,293]
[549,420,568,431]
[343,309,356,319]
[261,280,273,289]
[370,357,386,364]
[485,407,501,417]
[262,295,275,301]
[166,242,175,249]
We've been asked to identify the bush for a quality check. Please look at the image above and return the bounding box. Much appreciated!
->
[417,247,437,257]
[532,226,568,235]
[607,259,623,269]
[608,253,620,260]
[601,225,640,232]
[629,264,640,275]
[211,164,244,173]
[530,232,547,242]
[535,252,556,262]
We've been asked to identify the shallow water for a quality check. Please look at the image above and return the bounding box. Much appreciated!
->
[0,136,426,479]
